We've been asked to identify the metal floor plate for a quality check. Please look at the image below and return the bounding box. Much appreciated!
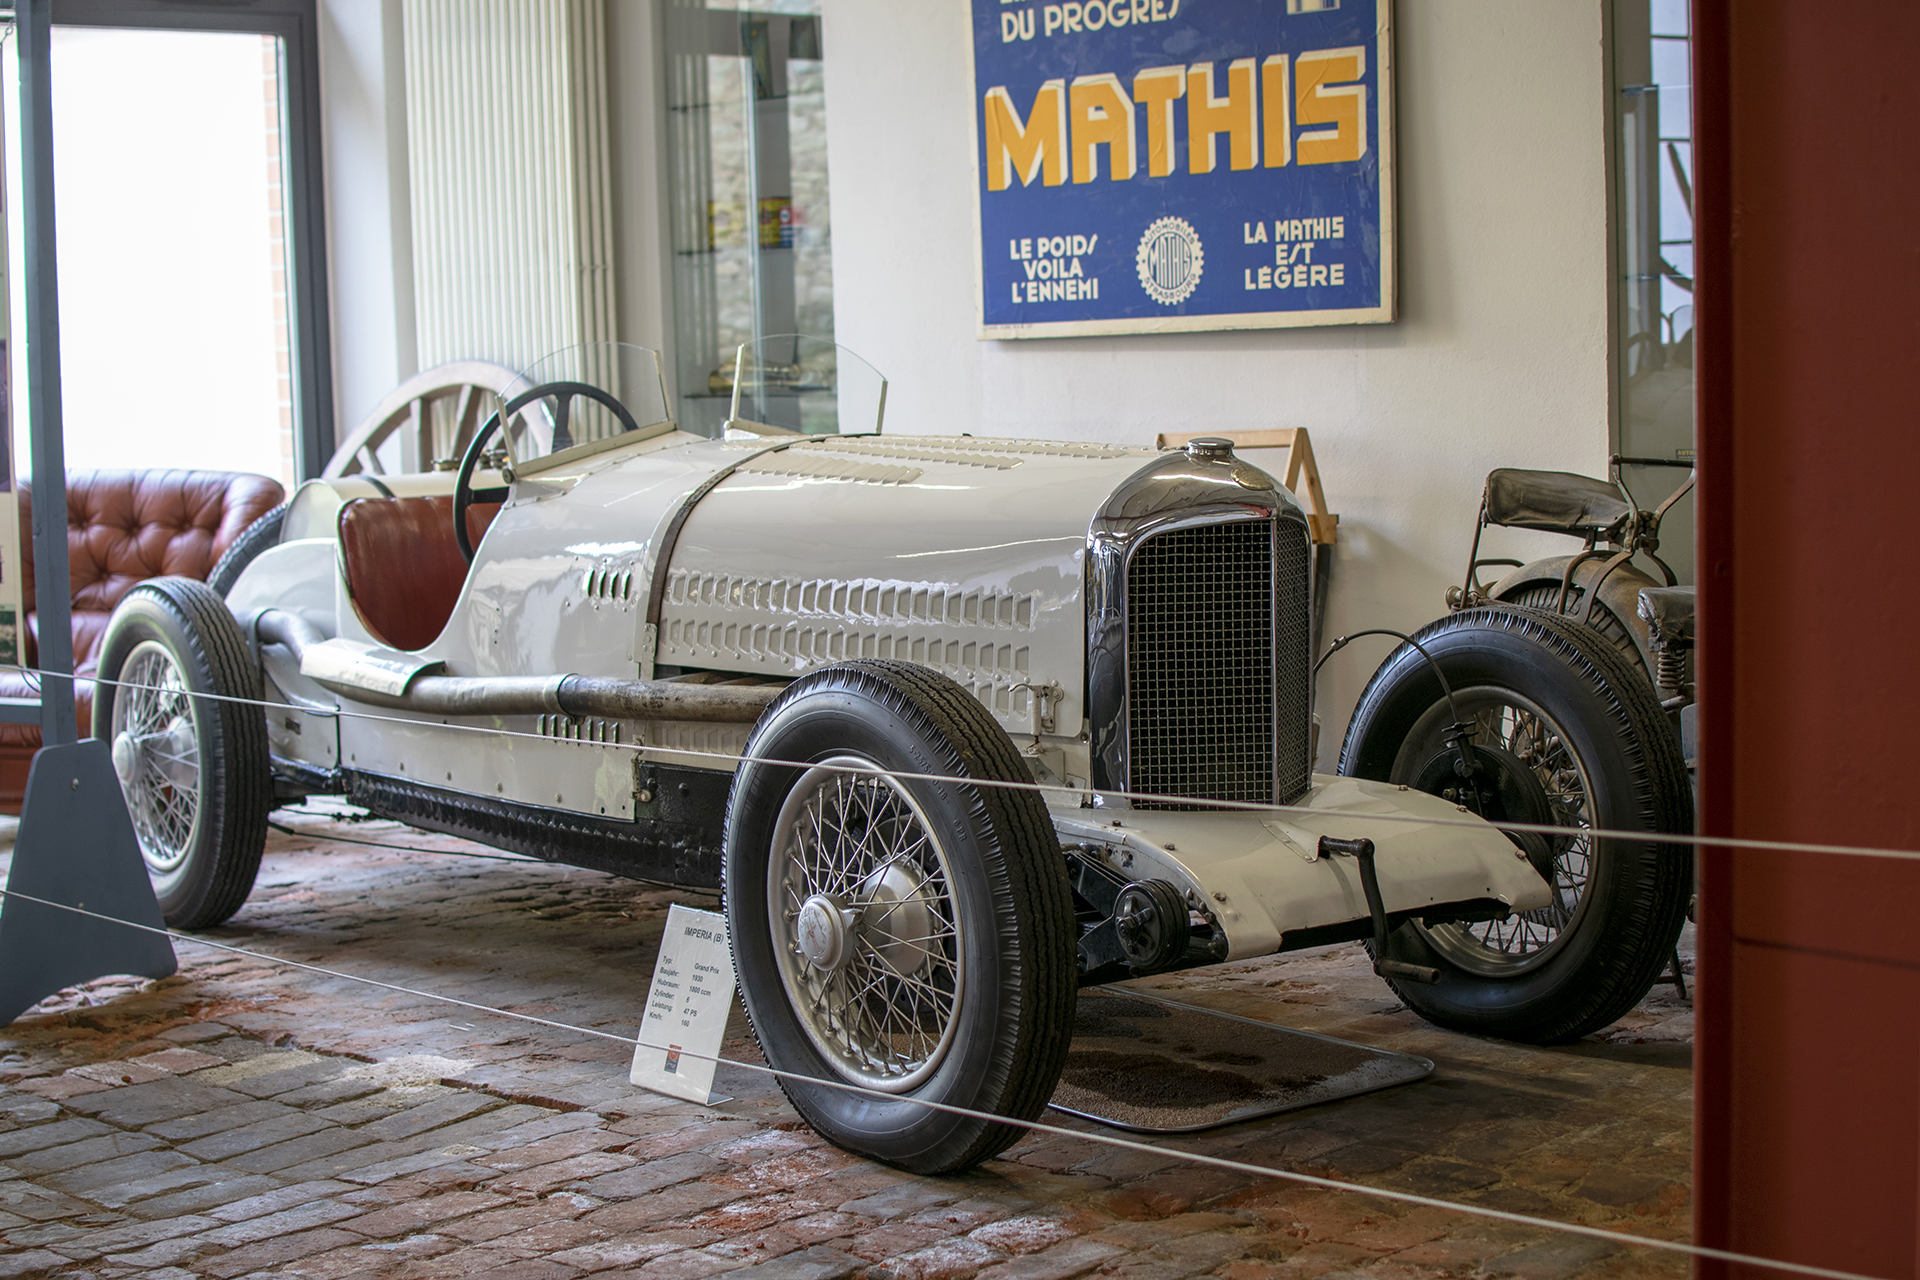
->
[1048,988,1433,1134]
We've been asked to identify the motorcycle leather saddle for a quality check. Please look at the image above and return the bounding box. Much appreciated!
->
[1482,468,1632,541]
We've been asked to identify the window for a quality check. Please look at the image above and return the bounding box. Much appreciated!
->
[663,1,834,437]
[1613,0,1695,577]
[13,28,295,486]
[5,0,332,484]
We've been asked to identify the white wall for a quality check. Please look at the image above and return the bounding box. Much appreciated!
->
[820,2,1614,763]
[320,0,418,439]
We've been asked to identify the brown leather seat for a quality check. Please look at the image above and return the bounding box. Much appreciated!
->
[338,495,497,652]
[0,469,286,812]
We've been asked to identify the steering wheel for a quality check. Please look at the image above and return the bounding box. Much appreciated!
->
[453,380,645,563]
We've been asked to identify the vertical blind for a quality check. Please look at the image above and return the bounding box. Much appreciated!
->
[403,0,616,371]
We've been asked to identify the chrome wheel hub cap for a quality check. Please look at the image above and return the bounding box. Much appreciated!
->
[796,895,853,971]
[109,642,203,877]
[160,718,199,788]
[114,717,199,790]
[858,862,935,978]
[768,758,965,1093]
[111,731,140,786]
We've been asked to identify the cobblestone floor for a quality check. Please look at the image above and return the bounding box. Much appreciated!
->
[0,803,1694,1280]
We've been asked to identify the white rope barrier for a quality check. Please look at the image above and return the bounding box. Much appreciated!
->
[0,885,1880,1280]
[9,661,1917,866]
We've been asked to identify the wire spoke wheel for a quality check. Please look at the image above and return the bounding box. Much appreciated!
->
[769,758,964,1093]
[1401,691,1596,977]
[96,578,271,929]
[1339,607,1692,1044]
[110,642,203,875]
[726,659,1075,1173]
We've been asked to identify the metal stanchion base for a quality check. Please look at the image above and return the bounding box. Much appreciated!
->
[0,740,176,1024]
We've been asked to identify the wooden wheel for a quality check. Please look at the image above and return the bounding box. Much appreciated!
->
[324,361,548,478]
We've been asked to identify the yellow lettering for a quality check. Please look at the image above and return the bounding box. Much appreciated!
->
[1262,54,1290,168]
[1187,59,1258,173]
[984,81,1068,191]
[1131,66,1185,178]
[1295,47,1366,165]
[1071,75,1136,183]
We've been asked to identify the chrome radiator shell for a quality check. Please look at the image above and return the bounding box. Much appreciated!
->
[1086,447,1313,808]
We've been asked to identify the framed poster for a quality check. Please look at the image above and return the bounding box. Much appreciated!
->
[970,0,1394,339]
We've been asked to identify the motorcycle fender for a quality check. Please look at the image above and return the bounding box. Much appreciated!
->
[1488,554,1662,682]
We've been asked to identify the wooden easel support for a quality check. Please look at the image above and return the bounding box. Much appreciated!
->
[1155,428,1340,546]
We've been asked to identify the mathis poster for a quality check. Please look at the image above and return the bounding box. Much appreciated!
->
[971,0,1394,338]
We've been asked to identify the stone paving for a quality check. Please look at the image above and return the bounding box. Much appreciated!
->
[0,802,1694,1279]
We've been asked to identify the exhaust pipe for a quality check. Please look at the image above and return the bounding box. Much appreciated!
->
[255,610,780,723]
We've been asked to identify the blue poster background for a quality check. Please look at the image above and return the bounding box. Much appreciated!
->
[972,0,1390,336]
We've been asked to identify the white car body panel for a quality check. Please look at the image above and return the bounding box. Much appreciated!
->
[1051,779,1549,960]
[658,435,1156,759]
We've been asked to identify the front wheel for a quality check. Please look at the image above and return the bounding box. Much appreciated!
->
[725,659,1076,1174]
[94,579,272,929]
[1339,606,1691,1044]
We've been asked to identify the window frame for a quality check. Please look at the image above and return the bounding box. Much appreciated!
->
[51,0,335,479]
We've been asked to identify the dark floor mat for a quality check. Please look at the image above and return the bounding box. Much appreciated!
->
[1049,989,1433,1133]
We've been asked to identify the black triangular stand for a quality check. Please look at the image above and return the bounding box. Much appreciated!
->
[0,740,177,1024]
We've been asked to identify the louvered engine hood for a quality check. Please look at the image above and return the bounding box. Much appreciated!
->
[655,434,1163,739]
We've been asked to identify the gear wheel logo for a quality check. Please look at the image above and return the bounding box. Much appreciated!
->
[1136,217,1204,305]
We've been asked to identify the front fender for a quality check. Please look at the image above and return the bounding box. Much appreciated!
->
[1049,776,1553,961]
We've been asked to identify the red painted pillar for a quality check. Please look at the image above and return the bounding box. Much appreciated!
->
[1693,2,1920,1276]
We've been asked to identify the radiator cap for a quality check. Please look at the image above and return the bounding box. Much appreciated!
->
[1183,437,1235,462]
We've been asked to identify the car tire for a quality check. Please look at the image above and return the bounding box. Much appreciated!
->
[95,578,272,929]
[206,501,288,598]
[1497,578,1642,667]
[724,658,1076,1174]
[1338,606,1691,1044]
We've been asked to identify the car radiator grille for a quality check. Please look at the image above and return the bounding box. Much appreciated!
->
[1126,518,1312,809]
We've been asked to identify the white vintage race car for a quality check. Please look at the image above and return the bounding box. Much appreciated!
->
[94,341,1679,1174]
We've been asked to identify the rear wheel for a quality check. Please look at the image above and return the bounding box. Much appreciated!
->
[95,579,272,929]
[725,659,1076,1174]
[206,502,287,597]
[1339,606,1691,1043]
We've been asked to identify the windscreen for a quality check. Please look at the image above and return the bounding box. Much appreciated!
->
[725,335,886,436]
[500,343,675,465]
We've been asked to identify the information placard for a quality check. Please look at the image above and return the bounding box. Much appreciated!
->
[970,0,1394,338]
[630,904,738,1105]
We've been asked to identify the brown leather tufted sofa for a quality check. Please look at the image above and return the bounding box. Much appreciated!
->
[0,469,285,813]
